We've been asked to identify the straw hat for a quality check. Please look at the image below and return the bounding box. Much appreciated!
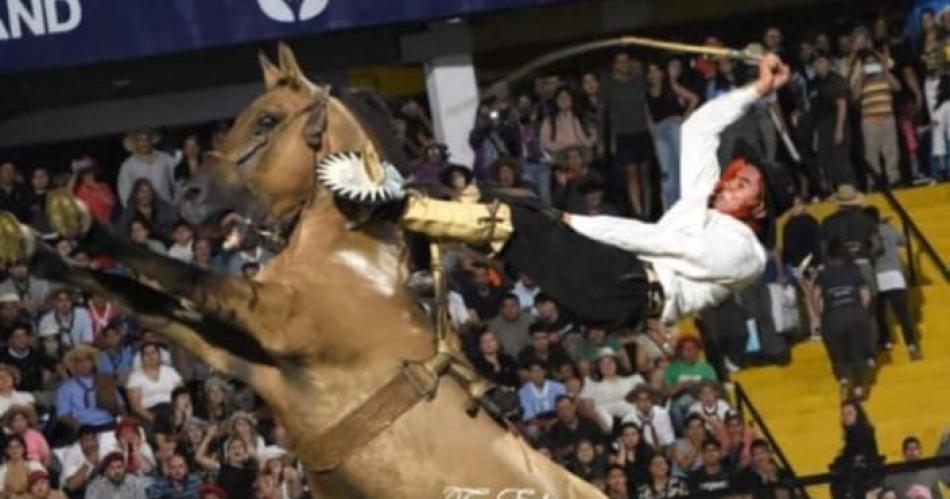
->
[63,345,100,373]
[830,184,866,206]
[0,363,21,385]
[227,411,257,430]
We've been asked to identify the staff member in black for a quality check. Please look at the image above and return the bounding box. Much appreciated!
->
[815,238,873,401]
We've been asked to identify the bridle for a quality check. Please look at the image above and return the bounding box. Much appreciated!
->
[208,90,330,252]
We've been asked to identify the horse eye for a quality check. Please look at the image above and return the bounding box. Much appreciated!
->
[255,114,280,134]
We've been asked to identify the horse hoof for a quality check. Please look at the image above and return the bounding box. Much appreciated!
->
[47,188,92,240]
[0,212,35,265]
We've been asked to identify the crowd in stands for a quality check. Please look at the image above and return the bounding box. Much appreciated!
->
[0,2,947,499]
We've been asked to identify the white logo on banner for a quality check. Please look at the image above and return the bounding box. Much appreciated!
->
[0,0,82,40]
[257,0,329,23]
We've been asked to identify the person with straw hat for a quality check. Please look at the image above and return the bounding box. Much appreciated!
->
[56,345,123,432]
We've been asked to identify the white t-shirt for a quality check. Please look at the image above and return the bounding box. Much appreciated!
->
[579,375,644,407]
[60,442,91,481]
[688,399,732,424]
[0,391,35,417]
[126,366,182,409]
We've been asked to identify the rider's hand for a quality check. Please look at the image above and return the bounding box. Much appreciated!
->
[753,53,790,97]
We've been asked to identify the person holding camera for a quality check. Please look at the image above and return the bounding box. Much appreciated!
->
[849,27,903,188]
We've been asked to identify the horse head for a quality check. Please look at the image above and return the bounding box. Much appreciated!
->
[180,43,394,243]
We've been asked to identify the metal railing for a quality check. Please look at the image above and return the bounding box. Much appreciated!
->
[731,381,810,498]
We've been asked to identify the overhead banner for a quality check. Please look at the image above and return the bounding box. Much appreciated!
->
[0,0,574,73]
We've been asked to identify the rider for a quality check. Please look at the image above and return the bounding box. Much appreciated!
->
[321,54,795,329]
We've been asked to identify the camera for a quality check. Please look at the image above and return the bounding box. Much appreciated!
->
[488,109,501,121]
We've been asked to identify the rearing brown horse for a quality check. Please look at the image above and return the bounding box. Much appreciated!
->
[0,45,604,498]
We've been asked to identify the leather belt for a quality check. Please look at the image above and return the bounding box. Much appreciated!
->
[643,262,665,319]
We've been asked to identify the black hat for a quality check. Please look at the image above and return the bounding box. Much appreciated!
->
[730,139,796,249]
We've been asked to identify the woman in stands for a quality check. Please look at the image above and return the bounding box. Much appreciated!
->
[830,400,883,499]
[636,453,689,499]
[610,422,653,488]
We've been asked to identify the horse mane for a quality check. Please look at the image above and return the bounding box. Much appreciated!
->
[334,89,411,175]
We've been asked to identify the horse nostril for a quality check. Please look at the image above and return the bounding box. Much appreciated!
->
[183,186,205,202]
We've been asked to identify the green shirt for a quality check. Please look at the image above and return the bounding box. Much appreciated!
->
[663,360,718,385]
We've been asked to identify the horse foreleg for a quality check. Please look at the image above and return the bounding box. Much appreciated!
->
[21,238,276,382]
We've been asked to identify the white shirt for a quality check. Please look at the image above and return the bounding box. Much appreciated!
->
[568,87,768,322]
[579,375,644,408]
[0,391,34,417]
[38,308,95,346]
[688,399,732,423]
[168,243,194,263]
[117,151,177,206]
[621,405,676,448]
[126,366,182,409]
[60,442,90,481]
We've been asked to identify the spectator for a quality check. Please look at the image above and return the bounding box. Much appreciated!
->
[632,320,675,374]
[579,348,643,426]
[174,135,204,194]
[175,418,208,471]
[885,436,945,499]
[830,400,883,499]
[688,381,732,434]
[96,325,133,381]
[126,341,183,425]
[663,337,717,429]
[258,446,303,499]
[0,434,45,497]
[540,86,596,158]
[0,162,32,221]
[438,163,478,203]
[849,29,903,187]
[56,345,122,431]
[609,422,653,488]
[26,470,65,499]
[517,360,567,422]
[0,262,51,318]
[0,364,33,417]
[622,385,675,451]
[0,324,55,395]
[601,52,653,218]
[864,207,921,359]
[485,293,533,358]
[636,453,689,499]
[70,157,116,225]
[461,264,507,324]
[604,464,632,499]
[117,129,177,207]
[576,178,619,216]
[411,143,449,184]
[645,60,699,208]
[810,50,855,193]
[167,221,195,263]
[191,238,215,271]
[670,414,708,478]
[567,439,607,487]
[197,483,227,499]
[0,296,28,345]
[117,179,177,244]
[574,326,628,368]
[517,322,572,376]
[26,166,51,233]
[533,294,574,339]
[551,146,603,212]
[130,216,167,256]
[722,413,758,472]
[225,412,265,459]
[196,377,233,426]
[38,289,94,359]
[86,294,122,345]
[146,453,201,499]
[470,329,519,388]
[510,273,540,315]
[108,418,157,475]
[84,451,149,499]
[815,238,873,400]
[196,433,256,499]
[779,197,821,336]
[61,425,99,497]
[486,157,531,191]
[469,86,522,180]
[930,77,950,181]
[4,405,49,468]
[154,387,195,447]
[688,439,731,497]
[732,439,795,499]
[546,395,606,463]
[706,57,744,101]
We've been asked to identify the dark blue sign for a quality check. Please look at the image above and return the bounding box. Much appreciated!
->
[0,0,573,73]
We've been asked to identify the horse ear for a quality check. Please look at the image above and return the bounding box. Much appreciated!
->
[259,52,282,90]
[276,42,316,91]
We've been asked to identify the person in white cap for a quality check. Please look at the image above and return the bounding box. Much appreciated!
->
[0,262,51,317]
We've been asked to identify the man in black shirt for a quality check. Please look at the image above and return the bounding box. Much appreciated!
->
[689,439,731,497]
[461,264,508,323]
[809,51,855,191]
[0,323,57,394]
[732,439,795,499]
[517,322,572,376]
[545,395,606,463]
